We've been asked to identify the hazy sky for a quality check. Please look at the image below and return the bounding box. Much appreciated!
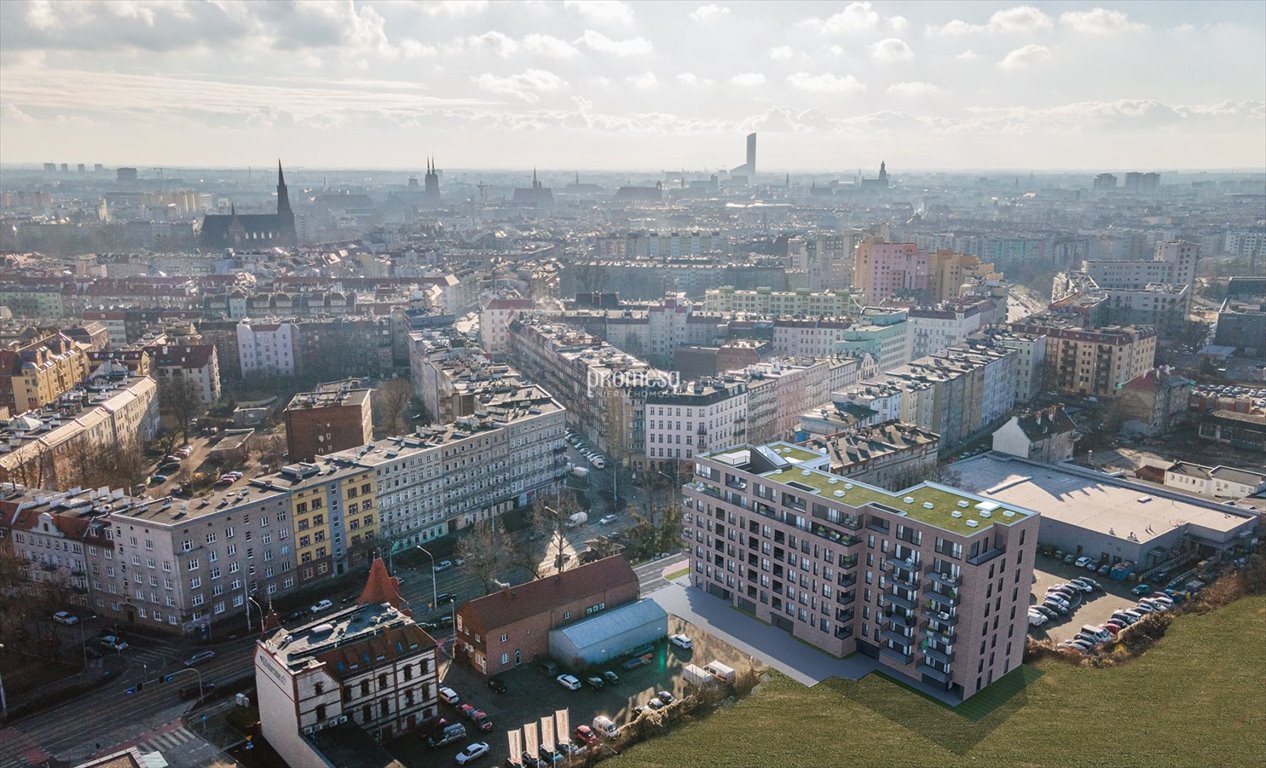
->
[1,1,1263,171]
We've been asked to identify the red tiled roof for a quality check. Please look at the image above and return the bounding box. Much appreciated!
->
[457,556,637,635]
[314,622,436,682]
[358,557,410,616]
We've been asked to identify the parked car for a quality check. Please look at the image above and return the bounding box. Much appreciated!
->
[599,514,618,525]
[1097,564,1111,576]
[1073,577,1102,591]
[309,599,333,614]
[1067,579,1095,592]
[183,650,215,667]
[1033,605,1059,620]
[52,610,79,625]
[556,674,582,691]
[99,635,128,651]
[486,677,507,694]
[669,633,693,650]
[434,592,457,605]
[455,742,490,765]
[438,686,461,705]
[1131,583,1152,596]
[573,725,598,746]
[473,713,493,733]
[538,660,560,676]
[428,723,467,748]
[434,560,454,573]
[646,696,666,710]
[1075,556,1094,569]
[537,747,563,766]
[1103,622,1122,635]
[656,690,676,704]
[1063,554,1076,564]
[1027,611,1047,626]
[601,670,619,686]
[585,676,605,690]
[1133,602,1156,614]
[459,703,477,720]
[1042,600,1069,615]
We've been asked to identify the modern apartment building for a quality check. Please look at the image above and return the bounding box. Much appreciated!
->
[906,298,1004,360]
[1082,240,1199,291]
[926,251,1001,304]
[256,564,439,766]
[703,287,857,317]
[237,320,297,377]
[684,442,1039,701]
[1010,318,1157,398]
[833,309,911,371]
[853,240,928,305]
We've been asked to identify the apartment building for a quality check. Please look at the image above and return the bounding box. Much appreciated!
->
[256,566,439,766]
[800,421,940,488]
[237,320,297,377]
[772,318,854,357]
[906,298,1003,360]
[1082,240,1199,291]
[703,287,856,317]
[645,379,748,470]
[0,376,159,490]
[740,356,868,445]
[684,442,1039,701]
[927,251,1001,304]
[1,494,92,606]
[833,309,911,371]
[283,384,374,463]
[148,344,222,405]
[981,329,1047,404]
[853,241,928,305]
[480,297,535,359]
[1010,318,1157,399]
[0,332,90,412]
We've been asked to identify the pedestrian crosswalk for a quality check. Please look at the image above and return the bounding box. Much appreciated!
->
[112,722,227,768]
[135,725,199,754]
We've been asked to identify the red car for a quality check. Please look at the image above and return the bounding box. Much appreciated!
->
[1103,622,1122,635]
[573,725,598,746]
[473,713,493,732]
[459,703,476,720]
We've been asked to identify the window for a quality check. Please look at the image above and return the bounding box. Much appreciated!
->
[499,633,508,643]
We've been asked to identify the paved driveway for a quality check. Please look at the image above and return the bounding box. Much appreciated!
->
[647,581,960,706]
[1029,555,1139,642]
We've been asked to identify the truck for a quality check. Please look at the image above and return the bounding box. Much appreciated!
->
[682,663,713,688]
[565,512,589,528]
[570,466,590,479]
[703,660,736,685]
[592,715,618,739]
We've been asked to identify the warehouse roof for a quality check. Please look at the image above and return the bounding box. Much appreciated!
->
[457,556,637,635]
[549,598,667,648]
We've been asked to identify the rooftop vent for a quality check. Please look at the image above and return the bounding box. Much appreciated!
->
[1003,510,1016,518]
[903,496,914,504]
[922,502,934,509]
[951,511,963,518]
[1136,496,1153,504]
[956,500,969,508]
[844,483,854,489]
[979,510,992,518]
[801,469,811,476]
[833,490,845,497]
[965,519,979,528]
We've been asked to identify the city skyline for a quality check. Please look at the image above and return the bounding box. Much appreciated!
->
[1,1,1264,171]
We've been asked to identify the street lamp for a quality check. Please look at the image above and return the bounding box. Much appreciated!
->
[0,642,7,723]
[416,545,439,613]
[244,594,263,633]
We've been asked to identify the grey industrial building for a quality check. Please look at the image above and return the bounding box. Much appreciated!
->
[548,598,668,669]
[952,454,1258,571]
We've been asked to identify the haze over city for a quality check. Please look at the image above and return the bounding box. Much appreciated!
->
[1,0,1264,170]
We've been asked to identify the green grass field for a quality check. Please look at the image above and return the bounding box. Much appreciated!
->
[613,595,1266,768]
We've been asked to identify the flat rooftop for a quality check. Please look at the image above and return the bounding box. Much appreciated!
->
[261,601,423,672]
[705,442,1033,536]
[953,454,1256,546]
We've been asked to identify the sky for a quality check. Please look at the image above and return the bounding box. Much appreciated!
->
[1,0,1264,172]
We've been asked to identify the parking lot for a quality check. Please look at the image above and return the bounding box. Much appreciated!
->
[385,616,750,767]
[1029,554,1140,643]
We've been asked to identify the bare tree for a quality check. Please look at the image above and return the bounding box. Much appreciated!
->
[373,378,413,437]
[160,376,203,445]
[9,440,53,491]
[455,519,507,595]
[254,433,287,473]
[82,437,147,491]
[533,492,585,574]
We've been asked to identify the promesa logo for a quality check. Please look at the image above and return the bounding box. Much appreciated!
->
[587,369,680,398]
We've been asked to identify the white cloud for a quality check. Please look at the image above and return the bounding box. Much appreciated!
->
[812,2,880,35]
[522,34,580,58]
[422,1,489,17]
[452,31,519,57]
[830,44,845,56]
[955,49,982,61]
[564,0,634,27]
[887,81,942,97]
[932,5,1053,35]
[400,40,437,59]
[476,68,566,103]
[690,4,731,23]
[676,72,713,86]
[787,72,864,93]
[889,16,908,33]
[731,72,766,86]
[769,45,794,61]
[1060,8,1146,35]
[627,71,658,90]
[998,44,1051,70]
[870,38,914,63]
[577,29,653,56]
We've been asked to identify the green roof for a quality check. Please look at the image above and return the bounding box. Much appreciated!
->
[762,466,1030,536]
[766,443,822,463]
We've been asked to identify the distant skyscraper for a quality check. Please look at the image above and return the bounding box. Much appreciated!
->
[423,157,440,203]
[730,132,757,180]
[1093,173,1117,190]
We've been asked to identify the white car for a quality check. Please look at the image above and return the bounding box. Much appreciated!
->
[53,610,79,625]
[1027,610,1047,625]
[599,514,618,525]
[1075,556,1094,569]
[669,633,693,650]
[556,674,582,691]
[309,599,333,614]
[434,560,454,573]
[455,742,490,765]
[438,686,460,705]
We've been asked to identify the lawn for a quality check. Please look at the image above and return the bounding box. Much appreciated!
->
[611,595,1266,768]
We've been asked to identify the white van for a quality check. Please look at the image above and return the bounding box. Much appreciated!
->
[592,715,618,739]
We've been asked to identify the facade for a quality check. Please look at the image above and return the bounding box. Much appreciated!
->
[480,297,535,360]
[926,251,1000,304]
[771,318,854,357]
[148,344,222,405]
[906,299,1001,360]
[284,385,374,463]
[1010,319,1157,399]
[454,556,639,677]
[645,380,748,469]
[1082,240,1199,291]
[685,442,1039,701]
[703,287,856,317]
[237,320,297,378]
[834,309,910,371]
[991,406,1078,463]
[256,566,438,767]
[1117,367,1193,436]
[1197,410,1266,453]
[853,241,928,305]
[1214,297,1265,357]
[1163,462,1266,499]
[982,329,1047,404]
[1,498,92,606]
[0,332,90,412]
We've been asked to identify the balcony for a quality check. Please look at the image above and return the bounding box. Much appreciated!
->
[924,626,956,646]
[922,645,954,665]
[837,572,857,588]
[967,547,1005,566]
[886,591,918,612]
[886,610,915,630]
[926,589,960,608]
[887,555,921,573]
[927,570,961,588]
[880,628,914,647]
[839,554,859,569]
[835,590,856,606]
[891,569,919,588]
[921,607,958,626]
[810,523,861,546]
[834,624,854,640]
[879,646,914,665]
[835,607,855,623]
[916,663,952,683]
[724,477,748,491]
[700,484,722,500]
